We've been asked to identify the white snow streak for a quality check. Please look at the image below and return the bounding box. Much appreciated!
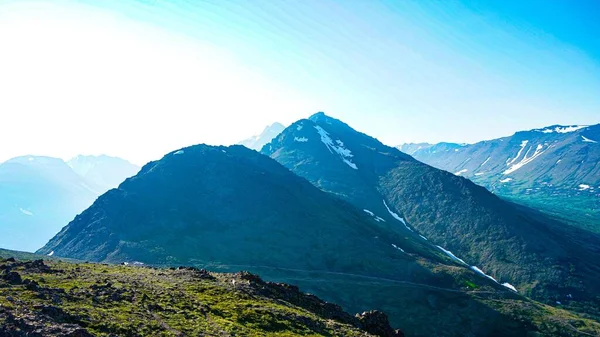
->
[503,144,545,174]
[582,136,598,143]
[500,178,512,183]
[454,169,468,176]
[383,200,412,231]
[314,125,358,170]
[363,209,385,222]
[502,283,518,292]
[436,246,468,265]
[174,150,184,155]
[19,208,34,216]
[419,235,428,241]
[507,140,528,166]
[474,173,485,176]
[294,137,308,142]
[470,266,498,283]
[47,251,54,257]
[297,125,303,131]
[391,244,405,253]
[479,157,491,167]
[579,184,591,191]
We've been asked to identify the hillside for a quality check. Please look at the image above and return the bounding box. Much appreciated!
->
[3,255,600,336]
[262,113,600,320]
[399,124,600,231]
[33,143,592,336]
[0,257,403,336]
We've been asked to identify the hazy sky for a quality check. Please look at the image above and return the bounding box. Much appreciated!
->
[1,0,599,165]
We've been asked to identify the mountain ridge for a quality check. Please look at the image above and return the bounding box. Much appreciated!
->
[262,113,600,319]
[398,123,600,231]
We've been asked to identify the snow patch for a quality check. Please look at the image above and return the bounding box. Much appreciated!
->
[383,200,412,231]
[582,136,597,143]
[500,178,512,183]
[391,244,404,253]
[454,169,468,176]
[436,246,468,265]
[474,173,485,176]
[294,137,308,142]
[538,125,586,133]
[174,150,184,155]
[480,157,491,167]
[507,140,528,166]
[503,144,545,174]
[47,251,54,257]
[297,124,303,131]
[314,125,358,170]
[419,235,428,241]
[363,209,385,222]
[502,283,518,292]
[579,184,590,191]
[470,266,498,283]
[19,208,34,216]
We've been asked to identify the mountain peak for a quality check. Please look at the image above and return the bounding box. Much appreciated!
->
[238,122,286,151]
[308,111,340,124]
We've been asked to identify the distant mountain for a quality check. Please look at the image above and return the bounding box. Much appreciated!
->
[68,155,140,193]
[399,124,600,231]
[262,112,600,320]
[238,122,285,151]
[0,155,139,252]
[35,144,587,336]
[0,156,99,252]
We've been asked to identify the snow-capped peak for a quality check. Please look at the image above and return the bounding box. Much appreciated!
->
[313,125,358,170]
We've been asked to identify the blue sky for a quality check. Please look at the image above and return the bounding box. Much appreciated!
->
[0,0,598,164]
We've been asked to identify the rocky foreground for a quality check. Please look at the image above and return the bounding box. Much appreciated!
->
[0,257,402,337]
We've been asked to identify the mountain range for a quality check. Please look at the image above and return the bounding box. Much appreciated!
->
[262,113,600,315]
[35,113,600,336]
[0,155,139,252]
[399,124,600,232]
[238,122,285,151]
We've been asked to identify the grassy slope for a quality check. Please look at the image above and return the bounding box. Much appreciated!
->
[1,255,599,337]
[0,257,386,337]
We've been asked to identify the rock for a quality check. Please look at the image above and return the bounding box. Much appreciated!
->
[356,310,404,337]
[238,271,265,284]
[67,328,95,337]
[2,271,23,285]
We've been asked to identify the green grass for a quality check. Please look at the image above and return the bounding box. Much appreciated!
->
[0,257,378,337]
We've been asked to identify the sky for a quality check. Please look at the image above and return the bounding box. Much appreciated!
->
[0,0,599,165]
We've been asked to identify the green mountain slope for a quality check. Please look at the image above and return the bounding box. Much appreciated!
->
[262,113,600,320]
[34,143,590,336]
[399,124,600,231]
